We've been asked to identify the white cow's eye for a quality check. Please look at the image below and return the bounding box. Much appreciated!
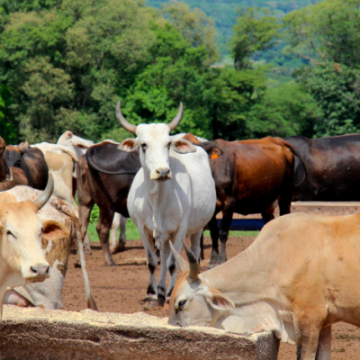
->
[178,299,187,309]
[141,143,147,151]
[167,142,171,148]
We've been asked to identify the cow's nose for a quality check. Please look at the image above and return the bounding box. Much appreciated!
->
[30,265,50,277]
[156,168,170,177]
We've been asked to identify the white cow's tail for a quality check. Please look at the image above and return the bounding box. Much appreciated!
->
[74,222,98,311]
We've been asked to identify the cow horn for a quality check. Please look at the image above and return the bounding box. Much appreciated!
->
[168,103,183,132]
[183,242,199,281]
[33,172,54,211]
[116,102,137,135]
[169,241,189,273]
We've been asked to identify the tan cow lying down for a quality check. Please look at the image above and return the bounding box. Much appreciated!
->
[169,212,360,360]
[1,180,97,311]
[0,175,54,318]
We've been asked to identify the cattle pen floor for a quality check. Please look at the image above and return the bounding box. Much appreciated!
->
[63,236,360,360]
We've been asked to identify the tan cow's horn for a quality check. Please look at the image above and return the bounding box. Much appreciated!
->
[169,241,189,273]
[168,103,183,131]
[183,242,199,281]
[33,172,54,211]
[116,102,137,135]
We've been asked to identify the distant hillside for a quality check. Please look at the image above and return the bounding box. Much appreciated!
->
[146,0,318,55]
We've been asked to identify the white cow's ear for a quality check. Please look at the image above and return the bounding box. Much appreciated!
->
[118,138,139,152]
[171,138,196,154]
[41,220,69,241]
[205,287,235,312]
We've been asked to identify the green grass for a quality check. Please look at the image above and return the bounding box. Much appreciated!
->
[88,219,260,242]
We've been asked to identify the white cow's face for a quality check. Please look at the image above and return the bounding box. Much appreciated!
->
[118,124,196,181]
[168,272,235,328]
[0,201,51,283]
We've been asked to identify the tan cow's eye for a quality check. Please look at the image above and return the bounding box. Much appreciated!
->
[6,230,15,238]
[178,299,187,310]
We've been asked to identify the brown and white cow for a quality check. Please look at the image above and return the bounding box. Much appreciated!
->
[1,182,97,311]
[169,212,360,360]
[0,175,56,318]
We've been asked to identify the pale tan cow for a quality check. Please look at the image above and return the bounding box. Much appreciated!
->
[32,143,78,215]
[169,212,360,360]
[2,184,97,311]
[0,175,55,318]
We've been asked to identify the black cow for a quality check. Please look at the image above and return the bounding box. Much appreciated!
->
[285,134,360,201]
[77,141,140,266]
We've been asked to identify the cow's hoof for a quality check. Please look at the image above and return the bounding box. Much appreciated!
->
[84,249,92,255]
[74,260,81,268]
[105,261,117,267]
[205,262,217,270]
[142,299,162,309]
[111,244,126,254]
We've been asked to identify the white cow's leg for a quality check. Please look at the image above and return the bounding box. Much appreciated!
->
[139,227,158,307]
[316,326,331,360]
[109,213,121,253]
[163,230,187,303]
[83,232,92,254]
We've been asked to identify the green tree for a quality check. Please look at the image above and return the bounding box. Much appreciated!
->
[298,63,360,137]
[162,1,219,65]
[283,0,360,67]
[230,7,281,70]
[0,0,156,143]
[245,81,323,138]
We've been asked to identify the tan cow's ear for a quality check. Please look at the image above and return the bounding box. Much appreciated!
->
[19,141,29,154]
[118,138,139,152]
[171,139,196,154]
[41,220,69,241]
[205,287,235,311]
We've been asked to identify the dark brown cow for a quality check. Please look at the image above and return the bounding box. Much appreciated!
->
[77,141,140,266]
[183,133,307,267]
[0,137,29,190]
[5,141,49,190]
[285,134,360,201]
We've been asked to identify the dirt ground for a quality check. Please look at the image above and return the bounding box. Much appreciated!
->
[63,236,360,360]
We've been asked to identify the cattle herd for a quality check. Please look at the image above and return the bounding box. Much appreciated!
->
[1,102,360,359]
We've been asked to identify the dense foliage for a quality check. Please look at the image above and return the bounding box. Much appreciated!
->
[0,0,360,144]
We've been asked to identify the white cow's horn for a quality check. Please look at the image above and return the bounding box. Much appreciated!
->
[116,101,137,135]
[168,103,183,131]
[169,241,189,273]
[183,242,199,281]
[33,172,54,211]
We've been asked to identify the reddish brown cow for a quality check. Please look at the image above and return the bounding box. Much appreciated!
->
[0,137,28,190]
[5,141,49,190]
[183,134,307,267]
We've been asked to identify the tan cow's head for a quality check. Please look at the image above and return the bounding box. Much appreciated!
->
[168,242,235,327]
[0,174,65,286]
[116,102,196,181]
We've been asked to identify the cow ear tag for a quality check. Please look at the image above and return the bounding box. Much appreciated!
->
[211,153,218,159]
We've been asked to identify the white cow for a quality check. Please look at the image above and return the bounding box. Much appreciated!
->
[57,131,126,253]
[0,175,56,318]
[116,102,216,306]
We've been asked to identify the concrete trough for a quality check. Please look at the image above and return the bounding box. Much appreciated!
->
[0,305,279,360]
